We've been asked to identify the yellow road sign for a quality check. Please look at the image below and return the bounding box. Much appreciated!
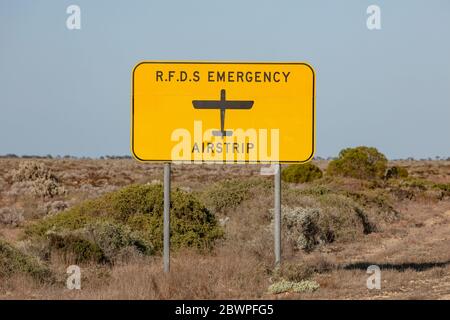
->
[131,61,315,163]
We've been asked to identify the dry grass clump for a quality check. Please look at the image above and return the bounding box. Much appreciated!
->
[273,262,314,282]
[37,248,269,299]
[269,257,331,294]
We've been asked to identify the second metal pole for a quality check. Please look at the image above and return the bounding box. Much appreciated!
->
[274,163,281,266]
[163,163,171,273]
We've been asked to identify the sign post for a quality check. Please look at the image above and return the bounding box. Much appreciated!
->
[131,61,315,270]
[274,163,281,266]
[163,162,171,273]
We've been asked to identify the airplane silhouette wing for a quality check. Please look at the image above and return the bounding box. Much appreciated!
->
[221,101,253,109]
[192,100,254,109]
[192,100,223,109]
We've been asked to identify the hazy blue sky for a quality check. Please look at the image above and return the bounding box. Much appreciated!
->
[1,0,449,159]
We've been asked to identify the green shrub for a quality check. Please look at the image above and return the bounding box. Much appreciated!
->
[83,221,153,259]
[47,231,105,264]
[282,163,323,183]
[26,210,96,237]
[106,183,164,221]
[25,184,223,261]
[327,146,387,179]
[385,166,409,179]
[0,239,53,282]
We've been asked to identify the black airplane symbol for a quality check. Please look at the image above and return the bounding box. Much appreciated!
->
[192,89,254,137]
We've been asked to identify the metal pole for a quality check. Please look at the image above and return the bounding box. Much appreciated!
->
[274,163,281,266]
[163,162,171,273]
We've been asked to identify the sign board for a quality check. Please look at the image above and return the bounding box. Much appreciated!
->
[131,61,315,163]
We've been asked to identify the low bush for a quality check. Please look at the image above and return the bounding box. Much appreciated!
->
[384,177,450,201]
[385,166,409,179]
[327,146,387,179]
[268,280,293,294]
[343,189,399,223]
[11,161,56,183]
[280,206,323,252]
[83,221,153,260]
[316,193,379,239]
[0,207,24,227]
[47,231,105,264]
[0,239,53,283]
[275,193,378,252]
[291,280,320,293]
[281,163,323,183]
[9,161,65,199]
[268,279,320,294]
[44,221,154,264]
[25,184,223,262]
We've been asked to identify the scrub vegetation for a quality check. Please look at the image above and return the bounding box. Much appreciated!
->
[0,239,53,283]
[281,163,323,183]
[1,150,450,299]
[327,146,387,179]
[24,184,223,264]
